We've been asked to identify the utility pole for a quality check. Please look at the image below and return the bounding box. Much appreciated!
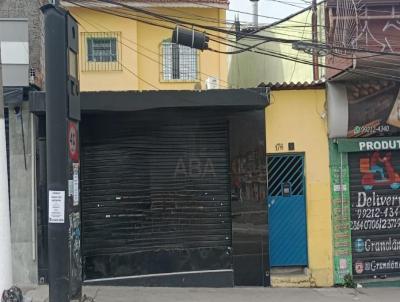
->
[41,3,81,302]
[0,41,13,296]
[312,0,320,81]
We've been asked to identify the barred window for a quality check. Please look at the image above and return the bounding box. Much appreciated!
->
[87,37,117,62]
[162,41,199,81]
[82,32,122,72]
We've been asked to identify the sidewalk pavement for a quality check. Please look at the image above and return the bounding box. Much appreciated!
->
[23,286,400,302]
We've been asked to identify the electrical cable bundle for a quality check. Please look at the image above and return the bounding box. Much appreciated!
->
[63,0,400,83]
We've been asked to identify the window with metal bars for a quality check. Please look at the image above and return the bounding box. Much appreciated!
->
[267,154,305,197]
[161,41,199,81]
[82,32,122,72]
[88,37,117,62]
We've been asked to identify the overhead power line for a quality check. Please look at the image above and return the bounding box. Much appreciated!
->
[67,0,305,56]
[77,0,400,58]
[65,0,400,82]
[161,6,319,37]
[72,14,244,91]
[263,0,309,9]
[67,0,314,41]
[73,10,160,89]
[70,2,324,84]
[194,0,326,27]
[75,10,388,89]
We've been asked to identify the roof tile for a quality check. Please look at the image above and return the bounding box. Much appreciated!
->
[259,80,326,90]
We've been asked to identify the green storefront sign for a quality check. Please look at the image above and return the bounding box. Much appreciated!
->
[329,140,352,284]
[331,136,400,284]
[337,137,400,153]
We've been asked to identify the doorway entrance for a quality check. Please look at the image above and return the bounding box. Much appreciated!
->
[267,154,308,268]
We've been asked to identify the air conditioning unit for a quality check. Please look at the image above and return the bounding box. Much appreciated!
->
[205,77,219,90]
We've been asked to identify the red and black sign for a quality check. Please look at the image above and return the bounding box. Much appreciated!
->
[349,151,400,278]
[68,121,79,162]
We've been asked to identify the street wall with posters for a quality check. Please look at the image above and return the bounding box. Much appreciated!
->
[67,121,82,296]
[349,151,400,278]
[328,80,400,139]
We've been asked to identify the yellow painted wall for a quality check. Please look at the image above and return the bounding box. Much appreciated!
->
[266,89,333,287]
[68,7,227,92]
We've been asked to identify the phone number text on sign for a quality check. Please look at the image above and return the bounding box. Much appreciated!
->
[351,218,400,231]
[355,206,400,219]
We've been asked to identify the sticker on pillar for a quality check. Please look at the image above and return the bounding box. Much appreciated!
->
[339,258,348,270]
[68,180,73,196]
[69,212,82,286]
[355,261,364,274]
[73,163,79,206]
[68,121,79,162]
[49,190,65,223]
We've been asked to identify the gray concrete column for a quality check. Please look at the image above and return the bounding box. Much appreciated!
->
[10,102,37,286]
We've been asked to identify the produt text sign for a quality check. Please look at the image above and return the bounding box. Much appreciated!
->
[337,137,400,153]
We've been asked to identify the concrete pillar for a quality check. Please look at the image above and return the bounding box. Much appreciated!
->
[9,103,37,286]
[0,46,13,293]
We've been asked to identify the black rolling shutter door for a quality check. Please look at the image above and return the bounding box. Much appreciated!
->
[81,118,231,280]
[349,151,400,278]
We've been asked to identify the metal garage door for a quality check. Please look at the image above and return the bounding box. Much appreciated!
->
[81,115,232,281]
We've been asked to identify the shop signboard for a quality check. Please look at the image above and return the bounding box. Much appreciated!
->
[337,137,400,153]
[347,81,400,138]
[349,151,400,278]
[328,81,400,139]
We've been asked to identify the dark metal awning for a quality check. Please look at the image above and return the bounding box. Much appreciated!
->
[3,87,28,107]
[328,56,400,83]
[30,88,269,114]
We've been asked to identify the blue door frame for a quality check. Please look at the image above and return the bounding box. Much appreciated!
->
[267,154,308,267]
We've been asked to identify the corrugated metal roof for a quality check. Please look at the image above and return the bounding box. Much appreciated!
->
[328,57,400,82]
[259,80,326,90]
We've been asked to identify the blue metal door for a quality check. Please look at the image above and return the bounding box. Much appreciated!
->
[267,154,308,267]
